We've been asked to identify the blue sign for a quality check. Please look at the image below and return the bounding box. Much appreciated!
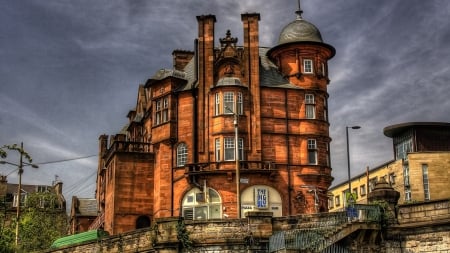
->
[255,188,268,209]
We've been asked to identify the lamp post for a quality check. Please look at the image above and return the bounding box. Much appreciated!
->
[225,106,240,219]
[346,126,360,207]
[0,142,39,246]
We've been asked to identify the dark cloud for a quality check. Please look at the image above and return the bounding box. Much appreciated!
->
[1,1,449,207]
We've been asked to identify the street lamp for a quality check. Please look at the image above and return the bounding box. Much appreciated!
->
[225,106,241,219]
[0,142,39,246]
[346,126,360,207]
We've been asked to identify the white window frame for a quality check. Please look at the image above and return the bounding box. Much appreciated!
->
[182,187,222,220]
[155,96,169,125]
[422,164,430,201]
[305,94,316,119]
[224,137,244,161]
[303,59,313,73]
[307,139,317,165]
[215,138,221,161]
[223,92,235,115]
[177,143,188,167]
[215,93,220,116]
[237,92,243,115]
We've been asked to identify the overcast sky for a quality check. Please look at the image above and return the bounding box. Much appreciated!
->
[1,0,449,206]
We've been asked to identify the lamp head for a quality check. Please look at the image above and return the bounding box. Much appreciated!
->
[351,126,361,129]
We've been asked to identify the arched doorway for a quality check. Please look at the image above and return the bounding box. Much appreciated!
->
[135,215,151,229]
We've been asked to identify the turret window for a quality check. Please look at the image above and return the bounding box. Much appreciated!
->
[305,94,316,119]
[307,139,317,165]
[303,59,313,73]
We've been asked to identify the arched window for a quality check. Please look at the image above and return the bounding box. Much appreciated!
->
[136,215,151,229]
[177,143,188,167]
[182,187,222,220]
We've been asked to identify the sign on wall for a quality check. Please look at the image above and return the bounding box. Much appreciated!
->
[255,187,269,209]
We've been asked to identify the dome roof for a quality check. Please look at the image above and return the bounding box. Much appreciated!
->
[278,17,323,45]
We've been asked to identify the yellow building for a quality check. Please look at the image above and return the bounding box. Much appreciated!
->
[329,122,450,211]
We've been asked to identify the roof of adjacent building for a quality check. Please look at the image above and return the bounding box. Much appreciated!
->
[73,197,98,216]
[383,122,450,138]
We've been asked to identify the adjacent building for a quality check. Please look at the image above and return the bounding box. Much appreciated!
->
[0,175,66,223]
[69,197,98,234]
[328,122,450,211]
[91,6,337,235]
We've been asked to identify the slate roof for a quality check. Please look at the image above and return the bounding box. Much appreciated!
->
[73,197,98,216]
[147,46,299,92]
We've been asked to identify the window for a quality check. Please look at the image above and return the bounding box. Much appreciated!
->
[307,139,317,165]
[305,94,315,119]
[335,195,340,206]
[422,164,430,201]
[328,197,334,208]
[403,165,410,186]
[223,92,235,114]
[177,143,188,167]
[215,93,220,115]
[395,138,413,160]
[405,187,412,202]
[360,184,366,196]
[237,92,243,115]
[369,177,377,192]
[389,173,396,185]
[352,188,358,200]
[224,137,244,161]
[13,193,26,208]
[323,97,328,122]
[303,59,313,73]
[215,138,221,161]
[182,187,222,220]
[155,96,169,125]
[325,143,330,166]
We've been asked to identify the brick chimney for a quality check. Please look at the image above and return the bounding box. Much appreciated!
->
[172,50,194,71]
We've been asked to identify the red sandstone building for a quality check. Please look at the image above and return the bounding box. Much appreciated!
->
[93,7,336,235]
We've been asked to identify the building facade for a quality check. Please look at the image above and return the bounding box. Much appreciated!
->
[329,122,450,211]
[93,7,337,235]
[0,175,66,225]
[69,197,98,234]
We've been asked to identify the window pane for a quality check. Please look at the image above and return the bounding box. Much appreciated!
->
[194,206,207,220]
[177,143,188,166]
[224,137,235,161]
[305,94,315,104]
[306,105,315,119]
[304,59,313,73]
[215,138,221,161]
[237,92,243,115]
[215,93,220,115]
[224,92,235,114]
[209,204,221,219]
[308,150,317,164]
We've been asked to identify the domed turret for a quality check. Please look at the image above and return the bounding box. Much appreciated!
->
[278,16,323,45]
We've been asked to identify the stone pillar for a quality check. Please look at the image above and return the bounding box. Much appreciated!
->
[368,177,400,225]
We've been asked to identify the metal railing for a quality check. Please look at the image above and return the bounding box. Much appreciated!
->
[269,204,382,253]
